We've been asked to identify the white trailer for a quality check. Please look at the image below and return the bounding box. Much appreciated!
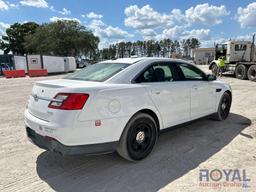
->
[64,57,76,72]
[26,55,76,73]
[13,56,27,72]
[42,56,65,73]
[27,55,42,70]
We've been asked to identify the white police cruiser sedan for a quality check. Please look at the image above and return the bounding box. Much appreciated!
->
[25,57,232,161]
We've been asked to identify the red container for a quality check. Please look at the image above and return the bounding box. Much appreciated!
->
[28,69,48,77]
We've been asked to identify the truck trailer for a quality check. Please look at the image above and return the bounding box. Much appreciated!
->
[209,34,256,81]
[0,55,76,75]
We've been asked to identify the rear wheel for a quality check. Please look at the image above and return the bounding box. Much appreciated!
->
[247,65,256,82]
[213,92,231,121]
[235,64,247,80]
[117,113,158,161]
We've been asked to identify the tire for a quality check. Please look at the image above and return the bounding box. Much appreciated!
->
[117,113,158,161]
[213,92,231,121]
[247,65,256,82]
[235,64,247,80]
[211,63,218,76]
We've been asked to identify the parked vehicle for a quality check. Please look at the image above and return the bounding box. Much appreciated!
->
[25,57,232,161]
[209,34,256,81]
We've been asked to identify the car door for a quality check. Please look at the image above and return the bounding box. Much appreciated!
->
[175,62,216,119]
[135,62,190,129]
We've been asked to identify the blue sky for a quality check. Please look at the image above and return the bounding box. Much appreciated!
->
[0,0,256,49]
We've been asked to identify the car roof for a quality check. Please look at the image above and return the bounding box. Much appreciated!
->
[100,57,190,64]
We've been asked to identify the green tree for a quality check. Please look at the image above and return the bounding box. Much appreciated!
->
[24,20,99,57]
[0,22,39,55]
[190,38,201,49]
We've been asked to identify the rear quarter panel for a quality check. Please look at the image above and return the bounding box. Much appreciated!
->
[76,85,163,142]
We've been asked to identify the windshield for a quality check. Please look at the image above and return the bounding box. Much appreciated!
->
[65,63,129,82]
[216,44,227,51]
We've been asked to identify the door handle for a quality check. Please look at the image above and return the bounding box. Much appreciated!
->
[152,90,161,95]
[192,85,198,90]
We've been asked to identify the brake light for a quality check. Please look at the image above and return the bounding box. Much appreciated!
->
[48,93,89,110]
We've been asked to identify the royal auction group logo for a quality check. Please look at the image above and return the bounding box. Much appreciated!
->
[199,169,250,189]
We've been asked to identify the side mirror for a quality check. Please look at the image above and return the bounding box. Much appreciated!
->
[207,74,217,81]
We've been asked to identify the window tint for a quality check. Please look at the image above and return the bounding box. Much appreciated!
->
[65,63,129,82]
[135,62,174,83]
[177,63,206,81]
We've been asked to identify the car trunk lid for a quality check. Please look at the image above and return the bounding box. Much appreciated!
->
[28,79,103,121]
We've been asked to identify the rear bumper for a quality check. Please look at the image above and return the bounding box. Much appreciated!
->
[26,127,118,155]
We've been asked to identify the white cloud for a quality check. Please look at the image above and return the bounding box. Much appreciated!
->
[50,16,81,23]
[124,5,171,29]
[152,26,211,44]
[156,26,184,40]
[50,6,71,15]
[89,19,133,39]
[0,0,8,10]
[139,29,157,40]
[86,12,103,19]
[88,19,133,48]
[183,29,211,40]
[0,21,10,35]
[185,3,229,25]
[237,2,256,28]
[0,21,9,28]
[7,1,18,8]
[123,4,228,48]
[124,4,229,31]
[236,33,255,40]
[20,0,48,8]
[59,8,71,15]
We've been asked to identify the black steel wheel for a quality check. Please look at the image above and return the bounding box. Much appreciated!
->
[211,64,218,76]
[247,65,256,82]
[117,113,158,161]
[235,64,247,80]
[213,92,231,121]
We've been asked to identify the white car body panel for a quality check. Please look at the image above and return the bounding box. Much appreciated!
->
[24,57,232,154]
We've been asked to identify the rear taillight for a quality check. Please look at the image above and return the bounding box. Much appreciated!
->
[48,93,89,110]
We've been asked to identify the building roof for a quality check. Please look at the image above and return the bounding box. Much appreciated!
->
[192,48,215,52]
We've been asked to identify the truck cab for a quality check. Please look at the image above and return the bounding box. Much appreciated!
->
[215,41,252,63]
[209,35,256,81]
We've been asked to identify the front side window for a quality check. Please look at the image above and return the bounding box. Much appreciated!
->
[177,63,206,81]
[135,62,174,83]
[65,63,129,82]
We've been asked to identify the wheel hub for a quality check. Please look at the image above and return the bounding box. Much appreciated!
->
[221,103,226,110]
[136,131,145,144]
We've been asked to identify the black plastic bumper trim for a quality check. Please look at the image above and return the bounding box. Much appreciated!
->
[26,127,118,155]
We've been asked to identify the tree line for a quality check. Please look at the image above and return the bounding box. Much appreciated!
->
[99,38,201,60]
[0,21,99,60]
[0,20,201,61]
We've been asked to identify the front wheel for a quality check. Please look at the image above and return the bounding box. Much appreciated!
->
[213,92,231,121]
[117,113,158,161]
[211,64,218,76]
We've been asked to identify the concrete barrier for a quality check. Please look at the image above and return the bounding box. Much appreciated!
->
[3,70,26,78]
[28,69,48,77]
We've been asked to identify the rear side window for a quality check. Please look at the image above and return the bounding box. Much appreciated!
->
[176,63,206,81]
[65,63,129,82]
[135,62,174,83]
[235,44,247,51]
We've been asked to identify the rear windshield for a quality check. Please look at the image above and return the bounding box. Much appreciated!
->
[65,63,129,82]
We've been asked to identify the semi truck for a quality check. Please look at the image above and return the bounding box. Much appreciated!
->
[209,34,256,81]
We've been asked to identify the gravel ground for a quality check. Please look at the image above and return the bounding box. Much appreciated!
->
[0,66,255,192]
